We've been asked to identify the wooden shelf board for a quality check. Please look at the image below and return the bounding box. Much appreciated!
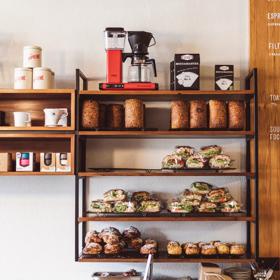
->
[0,88,74,94]
[79,130,255,138]
[0,172,74,176]
[79,254,255,263]
[78,171,255,177]
[0,133,74,139]
[78,216,255,222]
[80,89,254,95]
[0,126,74,131]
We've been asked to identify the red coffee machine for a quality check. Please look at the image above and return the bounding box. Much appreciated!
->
[99,27,158,90]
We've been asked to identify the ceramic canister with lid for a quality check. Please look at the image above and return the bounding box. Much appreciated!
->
[33,67,53,89]
[14,67,33,89]
[23,45,42,68]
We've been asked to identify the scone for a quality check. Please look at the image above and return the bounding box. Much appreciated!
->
[216,242,230,255]
[201,244,217,255]
[230,244,246,255]
[83,242,103,255]
[184,243,200,255]
[128,238,143,250]
[122,226,141,240]
[104,243,123,255]
[145,239,158,247]
[140,244,157,255]
[85,230,102,244]
[99,227,122,245]
[167,241,182,255]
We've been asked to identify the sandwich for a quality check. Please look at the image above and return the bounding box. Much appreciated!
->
[103,189,127,202]
[181,189,203,201]
[198,202,217,213]
[207,188,232,203]
[220,200,241,213]
[132,191,151,203]
[113,201,136,213]
[138,200,161,213]
[90,200,112,213]
[175,146,195,160]
[199,145,222,159]
[162,154,185,169]
[168,200,193,213]
[190,182,212,195]
[209,154,232,169]
[185,154,207,168]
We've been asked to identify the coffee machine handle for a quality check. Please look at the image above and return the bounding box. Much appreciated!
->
[149,35,156,47]
[122,53,133,62]
[147,58,157,77]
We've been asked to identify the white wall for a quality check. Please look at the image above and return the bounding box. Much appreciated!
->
[0,0,249,279]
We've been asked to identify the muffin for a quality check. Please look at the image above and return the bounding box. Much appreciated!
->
[167,241,182,255]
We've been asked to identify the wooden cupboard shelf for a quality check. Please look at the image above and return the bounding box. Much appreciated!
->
[0,172,74,176]
[78,171,255,178]
[79,130,255,138]
[79,253,255,263]
[0,133,74,139]
[0,126,73,131]
[78,215,255,223]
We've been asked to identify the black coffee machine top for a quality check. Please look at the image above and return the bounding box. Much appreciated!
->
[127,31,156,55]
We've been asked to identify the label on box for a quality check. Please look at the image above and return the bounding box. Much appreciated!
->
[56,153,71,172]
[40,153,56,172]
[215,65,234,90]
[16,152,34,171]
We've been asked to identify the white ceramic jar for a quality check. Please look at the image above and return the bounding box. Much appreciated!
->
[33,67,52,89]
[14,67,33,89]
[23,45,42,68]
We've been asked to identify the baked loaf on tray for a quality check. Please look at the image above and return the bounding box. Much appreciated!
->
[124,99,144,129]
[190,100,207,129]
[228,100,245,130]
[209,100,227,129]
[171,101,189,129]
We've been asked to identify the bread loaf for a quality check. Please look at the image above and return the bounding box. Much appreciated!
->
[190,100,207,129]
[81,100,99,129]
[125,99,144,129]
[171,101,189,129]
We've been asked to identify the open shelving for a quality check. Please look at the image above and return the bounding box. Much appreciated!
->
[74,68,259,264]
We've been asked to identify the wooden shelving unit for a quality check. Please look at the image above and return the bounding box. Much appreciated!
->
[74,69,259,264]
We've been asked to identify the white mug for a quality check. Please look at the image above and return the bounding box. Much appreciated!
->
[13,112,31,127]
[44,108,68,127]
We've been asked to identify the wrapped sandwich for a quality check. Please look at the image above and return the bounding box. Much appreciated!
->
[198,202,217,213]
[199,145,222,159]
[220,200,241,213]
[168,200,193,213]
[209,155,232,169]
[185,154,206,168]
[190,182,212,195]
[113,201,136,213]
[138,200,161,213]
[103,189,127,202]
[207,188,232,203]
[90,200,112,213]
[175,146,195,160]
[162,154,185,169]
[132,191,151,203]
[181,189,203,201]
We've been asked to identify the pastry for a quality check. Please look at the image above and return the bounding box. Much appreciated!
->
[90,200,112,213]
[128,238,143,250]
[190,100,207,129]
[145,239,158,248]
[83,242,103,255]
[228,101,245,130]
[209,155,232,169]
[175,146,195,160]
[106,104,124,129]
[125,99,144,129]
[181,189,203,201]
[138,200,161,213]
[99,227,122,244]
[198,202,217,213]
[85,230,102,244]
[103,189,127,202]
[168,200,193,213]
[230,244,246,255]
[122,226,141,240]
[201,244,217,255]
[209,100,227,129]
[184,243,200,255]
[216,243,230,255]
[170,101,189,129]
[220,200,241,213]
[190,182,212,195]
[162,154,185,169]
[198,242,207,249]
[185,154,206,168]
[140,244,157,255]
[104,243,122,254]
[82,99,99,129]
[199,145,222,159]
[114,201,136,213]
[167,241,182,255]
[207,188,232,203]
[132,191,151,203]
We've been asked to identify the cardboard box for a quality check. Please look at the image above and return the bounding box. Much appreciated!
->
[56,153,71,172]
[199,263,222,280]
[16,152,34,171]
[40,153,56,172]
[0,153,13,172]
[215,65,234,90]
[170,54,200,90]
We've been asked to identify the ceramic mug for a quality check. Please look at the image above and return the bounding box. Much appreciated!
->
[13,112,31,127]
[44,108,68,127]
